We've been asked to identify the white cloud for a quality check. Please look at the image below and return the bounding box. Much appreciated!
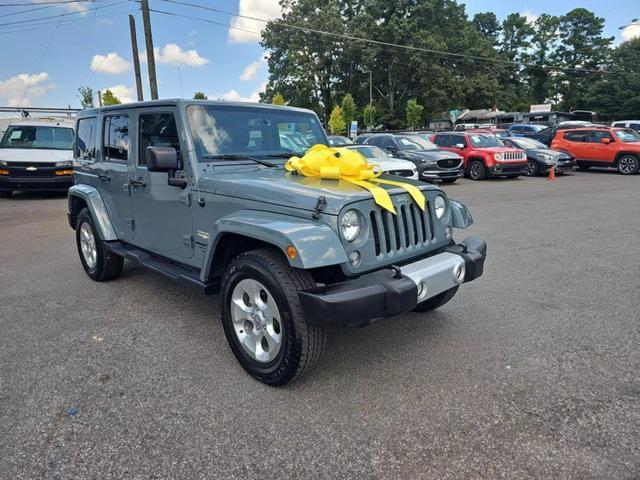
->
[141,43,209,67]
[0,72,54,107]
[214,85,265,103]
[44,0,91,14]
[621,24,640,42]
[240,57,266,81]
[102,85,135,104]
[90,52,130,74]
[229,0,281,43]
[520,9,539,25]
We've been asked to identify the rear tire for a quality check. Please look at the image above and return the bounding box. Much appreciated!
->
[75,208,123,281]
[413,286,459,313]
[616,155,639,175]
[467,160,487,180]
[0,189,12,198]
[221,248,326,386]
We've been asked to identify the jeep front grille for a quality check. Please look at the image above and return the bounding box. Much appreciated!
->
[501,152,525,162]
[369,202,433,256]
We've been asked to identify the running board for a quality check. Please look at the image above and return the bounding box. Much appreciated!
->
[104,241,219,294]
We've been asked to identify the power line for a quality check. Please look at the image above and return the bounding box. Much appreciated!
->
[151,0,626,76]
[0,1,124,28]
[0,9,134,34]
[0,0,93,6]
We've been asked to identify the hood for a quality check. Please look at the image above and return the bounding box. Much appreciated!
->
[370,157,416,171]
[402,149,462,162]
[0,148,72,163]
[482,147,524,154]
[527,148,570,158]
[198,165,434,215]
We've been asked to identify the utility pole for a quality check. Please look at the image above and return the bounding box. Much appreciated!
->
[97,90,102,107]
[369,70,372,106]
[141,0,158,100]
[129,15,144,102]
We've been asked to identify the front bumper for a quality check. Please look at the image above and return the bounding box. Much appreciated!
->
[419,167,464,181]
[489,163,528,176]
[547,159,576,173]
[299,236,486,327]
[0,174,73,191]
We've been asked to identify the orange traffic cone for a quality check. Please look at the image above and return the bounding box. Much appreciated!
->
[547,166,556,181]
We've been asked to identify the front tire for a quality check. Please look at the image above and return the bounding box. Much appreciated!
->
[525,160,538,177]
[75,208,123,281]
[467,160,487,180]
[0,189,12,198]
[413,286,459,313]
[616,155,639,175]
[577,162,591,170]
[221,248,326,386]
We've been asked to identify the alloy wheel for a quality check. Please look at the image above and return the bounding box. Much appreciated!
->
[618,156,638,175]
[230,279,283,363]
[79,222,97,269]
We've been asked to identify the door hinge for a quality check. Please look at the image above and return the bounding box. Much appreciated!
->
[179,192,191,206]
[182,234,194,248]
[127,218,135,230]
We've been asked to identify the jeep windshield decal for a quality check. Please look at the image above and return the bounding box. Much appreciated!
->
[186,104,326,162]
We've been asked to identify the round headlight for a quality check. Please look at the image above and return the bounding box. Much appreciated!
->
[340,209,361,242]
[494,152,504,161]
[434,195,447,220]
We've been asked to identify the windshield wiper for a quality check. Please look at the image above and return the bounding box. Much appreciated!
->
[202,153,276,167]
[265,152,297,158]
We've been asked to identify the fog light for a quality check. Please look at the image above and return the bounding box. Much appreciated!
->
[348,250,361,267]
[0,169,8,175]
[453,264,466,284]
[417,280,428,300]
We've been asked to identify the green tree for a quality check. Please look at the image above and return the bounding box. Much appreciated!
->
[77,86,95,109]
[524,14,561,103]
[272,92,285,105]
[363,104,377,130]
[101,89,121,106]
[328,105,346,134]
[405,99,424,130]
[193,92,208,99]
[551,8,613,110]
[472,12,501,46]
[341,93,357,129]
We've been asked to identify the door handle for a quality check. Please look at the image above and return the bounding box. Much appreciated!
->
[129,179,146,188]
[98,174,111,182]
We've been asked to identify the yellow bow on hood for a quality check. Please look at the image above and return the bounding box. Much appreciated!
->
[285,144,425,214]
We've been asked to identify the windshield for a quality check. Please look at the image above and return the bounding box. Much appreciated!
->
[349,145,390,158]
[397,135,437,151]
[468,134,504,148]
[0,125,73,150]
[511,137,546,149]
[615,129,640,143]
[186,105,326,160]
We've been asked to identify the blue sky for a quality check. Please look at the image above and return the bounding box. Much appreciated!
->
[0,0,637,109]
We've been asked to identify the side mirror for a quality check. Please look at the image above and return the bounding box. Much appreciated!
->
[455,143,465,149]
[146,146,179,171]
[600,137,611,144]
[145,146,187,188]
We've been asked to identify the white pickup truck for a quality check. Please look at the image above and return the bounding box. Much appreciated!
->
[0,117,75,198]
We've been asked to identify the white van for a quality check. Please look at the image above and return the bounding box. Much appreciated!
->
[611,120,640,132]
[0,117,75,198]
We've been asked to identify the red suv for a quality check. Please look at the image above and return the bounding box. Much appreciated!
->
[550,127,640,175]
[433,132,527,180]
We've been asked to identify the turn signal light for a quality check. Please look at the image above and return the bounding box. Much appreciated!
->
[55,169,73,176]
[286,245,297,259]
[0,169,8,175]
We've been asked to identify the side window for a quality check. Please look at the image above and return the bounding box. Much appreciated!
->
[382,137,396,149]
[564,131,588,143]
[433,135,446,147]
[103,115,129,162]
[630,123,640,132]
[589,131,613,143]
[510,125,522,133]
[453,135,466,147]
[75,117,96,160]
[139,113,180,165]
[368,136,385,148]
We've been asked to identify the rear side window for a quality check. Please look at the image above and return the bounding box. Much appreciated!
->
[564,131,588,142]
[139,113,180,165]
[75,117,97,160]
[630,123,640,132]
[103,115,129,162]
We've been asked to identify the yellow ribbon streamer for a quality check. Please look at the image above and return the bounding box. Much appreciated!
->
[285,144,425,214]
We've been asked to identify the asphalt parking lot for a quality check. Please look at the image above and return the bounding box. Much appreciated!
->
[1,170,639,479]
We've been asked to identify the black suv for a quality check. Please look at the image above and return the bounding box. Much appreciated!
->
[364,133,464,183]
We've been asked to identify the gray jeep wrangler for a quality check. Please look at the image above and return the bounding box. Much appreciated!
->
[68,99,486,386]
